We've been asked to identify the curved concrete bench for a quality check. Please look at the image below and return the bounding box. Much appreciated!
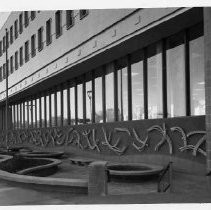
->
[18,151,64,158]
[0,155,88,193]
[107,163,163,176]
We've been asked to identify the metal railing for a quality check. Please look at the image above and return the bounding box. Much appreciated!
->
[157,161,173,193]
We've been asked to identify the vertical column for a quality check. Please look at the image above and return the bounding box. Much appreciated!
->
[67,82,71,125]
[204,8,211,178]
[92,71,95,124]
[60,86,64,126]
[143,47,148,119]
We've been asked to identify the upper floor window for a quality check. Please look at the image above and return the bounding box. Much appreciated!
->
[38,27,43,51]
[31,34,36,57]
[19,47,23,66]
[10,26,13,44]
[3,36,6,53]
[10,56,13,74]
[24,11,29,27]
[46,19,52,45]
[55,10,62,38]
[0,41,2,56]
[19,13,23,34]
[14,20,18,39]
[0,67,2,82]
[15,51,18,70]
[25,41,29,62]
[31,11,36,20]
[66,10,74,29]
[79,10,89,19]
[3,63,6,79]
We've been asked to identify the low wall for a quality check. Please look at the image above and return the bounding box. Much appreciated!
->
[0,116,206,174]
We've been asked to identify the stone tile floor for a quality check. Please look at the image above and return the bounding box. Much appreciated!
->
[0,157,210,205]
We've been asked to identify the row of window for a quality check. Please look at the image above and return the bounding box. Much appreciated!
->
[0,23,205,129]
[0,10,89,81]
[0,10,88,58]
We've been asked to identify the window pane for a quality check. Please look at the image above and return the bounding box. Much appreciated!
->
[36,99,40,128]
[95,76,103,123]
[28,101,32,128]
[189,25,205,115]
[51,93,55,126]
[57,91,61,126]
[63,89,68,126]
[32,100,36,127]
[148,42,163,119]
[70,87,75,125]
[118,67,128,121]
[131,52,144,120]
[105,63,114,122]
[46,95,50,127]
[86,81,92,123]
[24,102,28,128]
[77,84,83,124]
[167,32,185,117]
[41,97,45,127]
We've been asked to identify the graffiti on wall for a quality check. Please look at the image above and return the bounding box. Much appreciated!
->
[0,123,206,157]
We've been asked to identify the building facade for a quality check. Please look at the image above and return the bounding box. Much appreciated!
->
[0,8,210,179]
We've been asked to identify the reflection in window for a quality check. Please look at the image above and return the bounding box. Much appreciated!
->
[36,99,40,128]
[77,84,83,124]
[117,66,128,121]
[57,91,61,126]
[167,32,185,117]
[70,87,75,125]
[131,52,144,120]
[148,42,163,119]
[41,97,45,127]
[63,89,68,126]
[51,94,55,127]
[189,24,205,116]
[95,76,103,123]
[46,96,50,127]
[86,81,92,123]
[105,63,115,122]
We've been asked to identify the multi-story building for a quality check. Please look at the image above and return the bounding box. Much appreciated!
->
[0,8,210,185]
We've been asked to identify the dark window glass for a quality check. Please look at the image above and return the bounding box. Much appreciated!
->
[148,42,163,119]
[10,56,13,74]
[36,98,40,128]
[66,10,74,29]
[3,63,6,79]
[19,47,23,66]
[0,41,2,56]
[105,63,115,122]
[55,10,62,37]
[24,11,29,27]
[15,51,18,70]
[25,41,29,62]
[38,27,43,51]
[46,19,52,45]
[14,20,18,39]
[0,67,2,81]
[19,13,23,34]
[117,58,128,121]
[167,32,185,117]
[31,11,36,20]
[10,26,13,44]
[131,50,144,120]
[3,36,5,53]
[189,24,205,116]
[31,34,36,57]
[79,10,88,19]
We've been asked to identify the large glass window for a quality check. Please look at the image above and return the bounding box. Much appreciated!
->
[86,81,92,123]
[70,87,75,125]
[41,96,45,127]
[63,89,68,126]
[24,101,28,128]
[38,27,43,51]
[77,83,83,124]
[95,71,103,123]
[105,63,115,122]
[57,91,61,126]
[117,58,128,121]
[46,96,50,127]
[55,10,62,37]
[189,24,205,116]
[167,32,186,117]
[32,100,36,127]
[36,98,40,128]
[51,93,55,127]
[46,19,52,45]
[148,42,163,119]
[131,51,144,120]
[28,101,32,128]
